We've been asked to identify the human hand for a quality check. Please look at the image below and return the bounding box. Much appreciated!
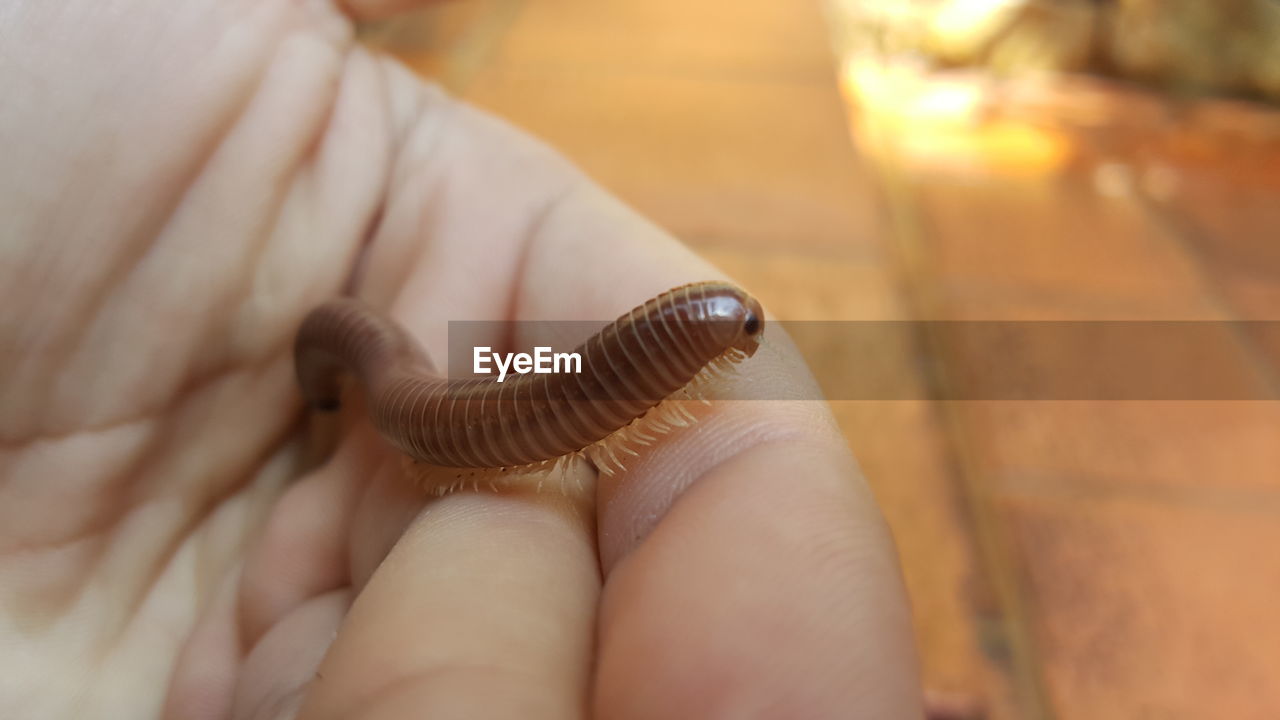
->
[0,1,922,718]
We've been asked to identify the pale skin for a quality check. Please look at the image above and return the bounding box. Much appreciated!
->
[0,0,923,718]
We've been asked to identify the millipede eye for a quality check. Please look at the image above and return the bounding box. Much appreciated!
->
[743,312,760,336]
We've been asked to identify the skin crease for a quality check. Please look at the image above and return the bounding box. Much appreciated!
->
[0,1,923,719]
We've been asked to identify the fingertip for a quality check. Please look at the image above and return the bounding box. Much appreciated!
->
[595,399,841,572]
[595,436,922,718]
[595,324,839,570]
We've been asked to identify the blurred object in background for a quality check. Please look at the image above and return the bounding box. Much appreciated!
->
[827,0,1280,102]
[828,0,1280,326]
[828,1,1280,720]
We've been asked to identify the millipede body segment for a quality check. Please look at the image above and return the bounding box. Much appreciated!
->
[294,282,764,470]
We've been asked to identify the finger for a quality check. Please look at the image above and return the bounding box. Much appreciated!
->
[354,69,588,355]
[295,479,600,720]
[515,185,923,715]
[238,426,378,648]
[595,416,923,718]
[232,589,352,720]
[164,566,242,720]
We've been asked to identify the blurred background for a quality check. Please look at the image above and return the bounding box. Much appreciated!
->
[360,1,1280,718]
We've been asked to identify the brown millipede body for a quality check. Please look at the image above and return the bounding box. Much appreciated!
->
[294,281,764,480]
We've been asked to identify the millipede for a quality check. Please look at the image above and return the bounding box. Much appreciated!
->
[294,281,764,484]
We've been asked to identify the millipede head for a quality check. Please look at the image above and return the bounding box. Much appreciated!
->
[737,295,765,355]
[704,285,765,358]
